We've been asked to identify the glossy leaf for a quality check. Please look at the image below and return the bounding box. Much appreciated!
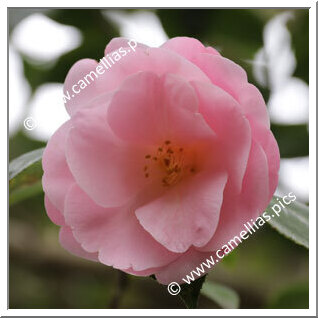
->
[9,149,44,206]
[201,280,240,309]
[267,196,309,249]
[9,148,44,180]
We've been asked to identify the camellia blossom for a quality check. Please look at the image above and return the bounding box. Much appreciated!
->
[42,37,280,284]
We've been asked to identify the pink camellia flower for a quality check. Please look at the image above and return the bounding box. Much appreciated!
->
[42,37,280,284]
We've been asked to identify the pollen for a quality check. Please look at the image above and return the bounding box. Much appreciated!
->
[143,140,196,186]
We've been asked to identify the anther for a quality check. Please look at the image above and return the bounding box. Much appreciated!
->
[162,178,168,186]
[165,140,171,145]
[164,158,170,166]
[145,155,151,159]
[167,148,174,154]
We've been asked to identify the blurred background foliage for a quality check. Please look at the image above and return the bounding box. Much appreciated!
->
[9,8,309,309]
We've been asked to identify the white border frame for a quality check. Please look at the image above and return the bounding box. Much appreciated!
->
[2,0,316,316]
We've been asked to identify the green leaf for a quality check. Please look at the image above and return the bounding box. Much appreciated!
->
[267,196,309,249]
[201,281,240,309]
[9,149,44,206]
[9,148,44,180]
[178,275,206,309]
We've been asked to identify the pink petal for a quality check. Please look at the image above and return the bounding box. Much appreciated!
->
[199,140,269,251]
[64,59,105,116]
[42,121,75,212]
[237,83,270,128]
[193,53,270,128]
[59,226,98,262]
[136,171,228,253]
[250,122,280,199]
[64,44,210,116]
[206,46,220,55]
[161,37,220,62]
[89,46,210,94]
[192,81,251,193]
[44,195,65,226]
[107,72,216,146]
[155,248,217,285]
[104,37,148,55]
[64,184,179,271]
[65,103,147,208]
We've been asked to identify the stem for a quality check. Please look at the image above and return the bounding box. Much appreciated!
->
[109,271,129,309]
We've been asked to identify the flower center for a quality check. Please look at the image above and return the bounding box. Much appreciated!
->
[143,140,196,187]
